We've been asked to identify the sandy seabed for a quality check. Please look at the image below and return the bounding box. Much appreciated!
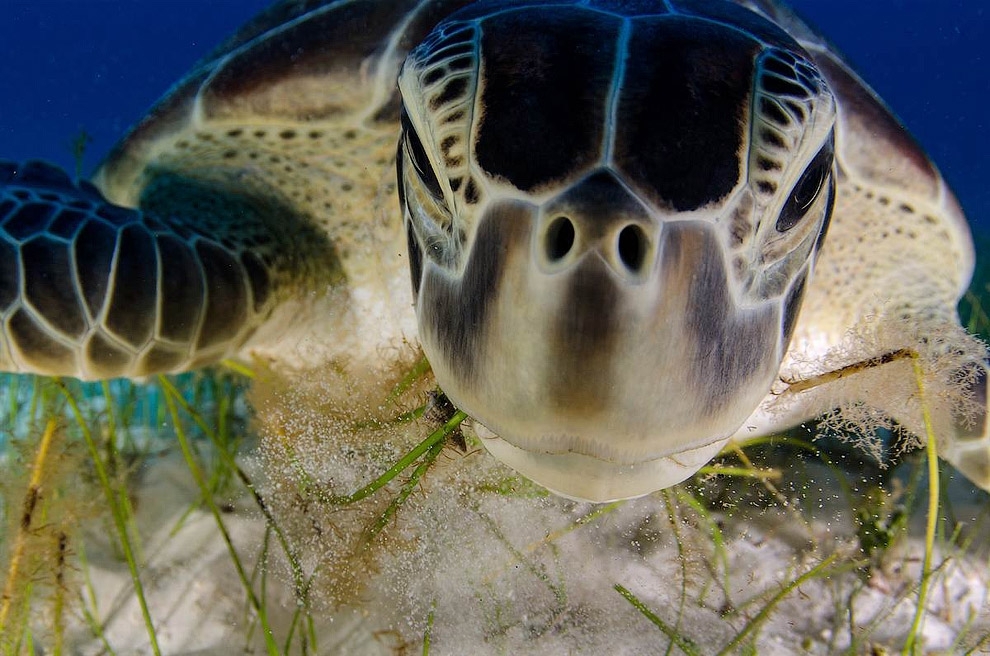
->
[5,363,989,655]
[39,440,989,655]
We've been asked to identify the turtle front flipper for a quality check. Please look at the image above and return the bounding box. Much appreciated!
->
[0,160,337,380]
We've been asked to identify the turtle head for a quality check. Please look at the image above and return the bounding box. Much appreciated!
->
[397,2,836,502]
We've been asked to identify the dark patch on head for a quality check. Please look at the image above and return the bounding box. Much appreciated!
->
[421,200,531,382]
[22,236,87,339]
[7,307,74,373]
[4,203,55,240]
[763,55,796,79]
[760,97,790,127]
[424,67,446,86]
[784,99,806,120]
[761,74,807,98]
[549,258,619,410]
[429,76,468,112]
[106,225,159,348]
[664,225,778,413]
[440,135,458,156]
[759,127,785,149]
[74,219,118,320]
[427,42,475,64]
[756,180,776,195]
[464,177,480,204]
[155,235,204,343]
[85,332,132,378]
[448,55,474,72]
[780,267,808,347]
[443,109,465,124]
[195,241,247,350]
[729,201,753,248]
[757,156,781,172]
[474,8,620,191]
[615,17,758,211]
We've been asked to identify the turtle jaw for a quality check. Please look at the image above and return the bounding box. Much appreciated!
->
[473,422,729,503]
[415,197,787,502]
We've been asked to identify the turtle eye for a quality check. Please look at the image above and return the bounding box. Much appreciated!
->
[400,109,445,201]
[776,139,834,232]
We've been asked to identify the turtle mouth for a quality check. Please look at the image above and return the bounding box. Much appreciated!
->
[415,195,786,501]
[472,421,728,503]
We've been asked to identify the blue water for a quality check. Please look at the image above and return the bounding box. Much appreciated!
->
[0,0,986,224]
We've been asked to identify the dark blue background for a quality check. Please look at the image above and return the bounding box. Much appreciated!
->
[0,1,986,226]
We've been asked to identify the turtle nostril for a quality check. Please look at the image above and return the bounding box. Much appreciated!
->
[545,215,575,263]
[617,224,648,273]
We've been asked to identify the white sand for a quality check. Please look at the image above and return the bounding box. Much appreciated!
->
[47,441,989,655]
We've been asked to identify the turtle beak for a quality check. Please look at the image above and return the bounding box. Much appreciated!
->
[416,170,785,502]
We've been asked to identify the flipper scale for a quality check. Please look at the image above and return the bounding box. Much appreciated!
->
[0,160,327,380]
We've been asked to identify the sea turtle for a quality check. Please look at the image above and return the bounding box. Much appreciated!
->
[0,0,985,502]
